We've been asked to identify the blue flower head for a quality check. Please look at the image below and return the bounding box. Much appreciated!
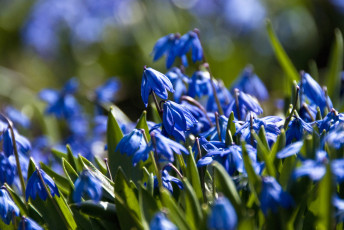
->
[116,129,147,157]
[162,100,197,141]
[2,128,31,157]
[154,169,183,193]
[165,67,189,102]
[259,177,294,215]
[0,152,16,185]
[94,77,121,105]
[207,80,232,113]
[317,109,344,132]
[286,116,313,145]
[141,67,174,107]
[5,106,31,128]
[231,66,269,101]
[0,187,20,225]
[150,212,177,230]
[39,78,81,119]
[187,71,212,98]
[18,217,43,230]
[208,196,237,230]
[176,30,203,63]
[26,168,60,201]
[301,73,332,114]
[73,170,102,203]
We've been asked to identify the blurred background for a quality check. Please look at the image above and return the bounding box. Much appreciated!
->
[0,0,343,121]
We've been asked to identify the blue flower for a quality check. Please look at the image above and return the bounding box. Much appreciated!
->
[116,129,147,157]
[226,89,263,120]
[18,217,43,230]
[149,212,177,230]
[26,168,60,201]
[317,109,344,132]
[39,78,81,119]
[231,66,269,101]
[276,141,303,159]
[286,116,313,145]
[5,106,31,128]
[73,170,102,203]
[206,80,232,113]
[175,30,203,63]
[0,187,20,225]
[2,128,31,157]
[162,100,197,141]
[141,67,174,107]
[94,77,121,105]
[154,170,183,193]
[301,73,332,114]
[0,152,16,185]
[325,125,344,149]
[165,67,189,102]
[187,71,212,98]
[259,177,294,215]
[207,196,237,230]
[132,131,188,165]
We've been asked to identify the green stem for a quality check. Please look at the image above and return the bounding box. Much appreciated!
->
[215,112,221,142]
[284,85,300,130]
[103,158,113,182]
[149,133,163,189]
[234,88,241,120]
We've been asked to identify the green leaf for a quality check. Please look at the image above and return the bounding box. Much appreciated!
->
[136,110,150,142]
[266,19,299,83]
[160,188,190,230]
[326,29,343,104]
[139,185,160,229]
[252,131,276,177]
[226,112,236,145]
[54,194,77,229]
[186,147,204,203]
[40,162,71,195]
[317,164,334,230]
[94,156,108,175]
[150,103,161,123]
[70,206,94,230]
[182,178,203,230]
[114,195,143,230]
[27,157,37,180]
[212,162,242,216]
[79,155,115,199]
[107,106,141,183]
[66,144,78,171]
[270,129,286,171]
[62,158,78,188]
[71,200,118,222]
[279,155,296,190]
[114,167,141,220]
[242,141,262,199]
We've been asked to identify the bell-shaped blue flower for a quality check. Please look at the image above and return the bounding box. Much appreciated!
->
[94,77,120,105]
[165,67,189,102]
[154,170,183,193]
[231,66,269,101]
[141,67,174,107]
[259,177,294,215]
[162,100,197,141]
[207,196,237,230]
[150,212,177,230]
[0,152,16,185]
[175,30,203,63]
[276,141,303,159]
[26,168,60,201]
[0,187,20,225]
[206,80,232,113]
[317,109,344,132]
[286,116,313,145]
[5,106,31,128]
[187,71,212,98]
[116,129,147,157]
[18,217,43,230]
[2,128,31,157]
[73,170,102,203]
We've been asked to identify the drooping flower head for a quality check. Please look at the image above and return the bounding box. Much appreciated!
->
[286,116,313,145]
[116,129,147,157]
[208,196,237,230]
[26,168,60,201]
[141,67,174,107]
[150,212,177,230]
[154,169,183,193]
[165,67,189,102]
[162,100,197,141]
[0,152,16,185]
[0,187,20,225]
[73,170,102,203]
[175,30,203,63]
[94,77,121,105]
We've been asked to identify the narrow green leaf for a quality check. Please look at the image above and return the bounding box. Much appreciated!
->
[70,206,94,230]
[54,194,77,230]
[326,29,343,104]
[62,158,78,188]
[266,20,299,83]
[136,110,150,142]
[114,193,143,230]
[107,107,141,182]
[71,200,118,222]
[4,183,28,215]
[252,131,276,177]
[139,185,160,229]
[317,164,334,230]
[27,157,37,180]
[66,144,78,171]
[160,188,190,230]
[94,156,108,175]
[258,125,270,150]
[279,155,296,190]
[186,147,203,203]
[270,129,286,171]
[212,162,242,216]
[114,167,141,220]
[150,103,161,123]
[182,178,203,230]
[226,112,237,145]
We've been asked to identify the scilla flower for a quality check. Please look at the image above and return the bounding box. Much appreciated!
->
[26,168,60,201]
[18,217,43,230]
[176,30,203,63]
[208,196,237,230]
[0,152,16,185]
[0,187,20,225]
[150,212,177,230]
[141,67,174,107]
[116,129,147,157]
[73,170,102,203]
[162,100,197,141]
